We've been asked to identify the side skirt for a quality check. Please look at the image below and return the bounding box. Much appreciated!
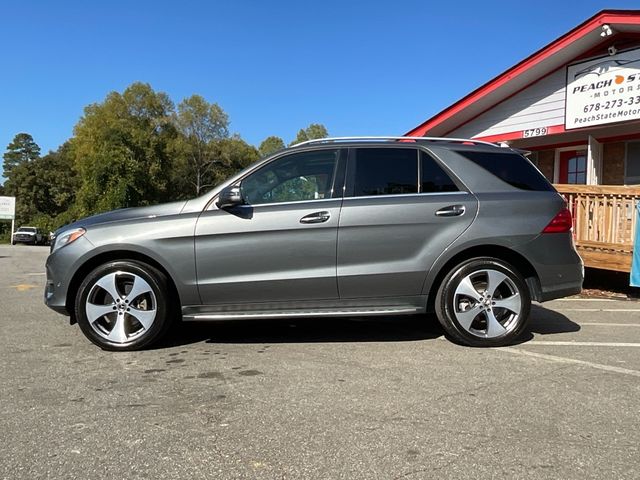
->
[181,296,427,322]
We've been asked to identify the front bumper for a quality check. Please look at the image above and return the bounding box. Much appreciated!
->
[44,236,95,316]
[13,236,36,244]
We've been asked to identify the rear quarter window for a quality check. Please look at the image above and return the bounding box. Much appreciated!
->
[456,151,554,192]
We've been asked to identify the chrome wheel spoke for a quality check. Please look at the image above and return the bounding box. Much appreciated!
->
[455,276,481,300]
[126,275,152,304]
[455,304,482,330]
[107,315,128,343]
[485,270,508,297]
[86,270,158,345]
[493,293,521,315]
[94,272,121,302]
[86,302,115,323]
[452,267,522,339]
[128,308,155,330]
[485,310,507,337]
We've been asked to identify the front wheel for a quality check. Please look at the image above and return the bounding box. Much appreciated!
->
[435,257,531,347]
[75,260,174,351]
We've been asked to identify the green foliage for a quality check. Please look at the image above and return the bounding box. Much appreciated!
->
[2,133,41,177]
[211,135,260,185]
[171,95,230,196]
[290,123,329,146]
[259,136,285,157]
[72,82,177,216]
[1,82,330,233]
[2,142,79,229]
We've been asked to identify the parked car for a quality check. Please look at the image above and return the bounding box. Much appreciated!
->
[12,226,45,245]
[45,137,583,351]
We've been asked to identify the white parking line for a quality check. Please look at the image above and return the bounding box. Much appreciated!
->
[498,347,640,377]
[547,298,617,302]
[526,341,640,347]
[552,308,640,312]
[580,322,640,327]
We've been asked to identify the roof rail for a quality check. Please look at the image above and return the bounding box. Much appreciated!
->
[291,136,502,148]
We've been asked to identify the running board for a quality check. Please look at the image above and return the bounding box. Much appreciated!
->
[182,306,421,322]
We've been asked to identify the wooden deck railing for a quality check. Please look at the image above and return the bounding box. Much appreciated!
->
[554,184,640,272]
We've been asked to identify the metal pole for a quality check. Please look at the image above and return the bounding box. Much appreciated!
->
[10,218,14,246]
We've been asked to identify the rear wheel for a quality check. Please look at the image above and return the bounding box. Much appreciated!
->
[435,257,531,347]
[75,260,173,351]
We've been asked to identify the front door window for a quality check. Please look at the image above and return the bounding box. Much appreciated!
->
[241,150,339,205]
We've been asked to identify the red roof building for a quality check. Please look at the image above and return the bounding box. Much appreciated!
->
[407,10,640,187]
[407,10,640,272]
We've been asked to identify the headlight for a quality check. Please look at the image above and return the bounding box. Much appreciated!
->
[51,228,86,253]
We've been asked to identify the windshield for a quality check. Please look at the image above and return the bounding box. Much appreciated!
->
[17,227,36,233]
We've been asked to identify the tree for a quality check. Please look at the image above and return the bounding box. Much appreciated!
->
[72,82,177,215]
[259,136,285,157]
[2,142,79,228]
[290,123,329,146]
[210,135,260,185]
[171,95,230,196]
[3,133,40,177]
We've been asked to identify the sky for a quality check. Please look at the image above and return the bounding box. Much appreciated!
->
[1,0,639,178]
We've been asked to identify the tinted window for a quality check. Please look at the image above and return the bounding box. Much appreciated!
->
[241,150,338,205]
[421,152,458,193]
[456,150,555,191]
[353,148,418,196]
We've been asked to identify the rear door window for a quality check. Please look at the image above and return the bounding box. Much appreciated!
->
[421,151,459,193]
[352,148,418,197]
[455,150,554,191]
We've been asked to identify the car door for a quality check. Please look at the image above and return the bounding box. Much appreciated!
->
[337,146,478,298]
[195,148,346,305]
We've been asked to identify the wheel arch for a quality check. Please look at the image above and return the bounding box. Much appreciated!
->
[425,244,542,312]
[65,250,182,324]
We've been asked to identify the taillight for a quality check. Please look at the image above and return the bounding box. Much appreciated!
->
[542,208,573,233]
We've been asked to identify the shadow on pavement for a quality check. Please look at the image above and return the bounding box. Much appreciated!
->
[153,304,580,350]
[514,304,581,344]
[155,315,444,349]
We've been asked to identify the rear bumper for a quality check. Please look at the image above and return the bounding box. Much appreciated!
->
[514,232,584,302]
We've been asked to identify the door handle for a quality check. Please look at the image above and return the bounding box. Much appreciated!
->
[300,211,331,224]
[435,205,466,217]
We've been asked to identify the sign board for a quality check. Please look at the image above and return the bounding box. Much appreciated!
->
[0,196,15,220]
[566,47,640,130]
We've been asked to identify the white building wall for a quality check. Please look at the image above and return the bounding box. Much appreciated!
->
[448,69,566,138]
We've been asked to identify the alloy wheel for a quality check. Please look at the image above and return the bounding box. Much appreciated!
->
[85,271,157,344]
[452,268,522,338]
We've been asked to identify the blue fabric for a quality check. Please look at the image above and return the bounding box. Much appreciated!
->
[632,201,640,287]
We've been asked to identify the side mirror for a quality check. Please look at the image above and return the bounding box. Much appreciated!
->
[217,186,244,209]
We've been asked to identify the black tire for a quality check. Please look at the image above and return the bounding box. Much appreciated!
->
[435,257,531,347]
[75,260,174,351]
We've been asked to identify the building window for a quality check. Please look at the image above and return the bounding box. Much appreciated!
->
[559,150,587,184]
[626,141,640,185]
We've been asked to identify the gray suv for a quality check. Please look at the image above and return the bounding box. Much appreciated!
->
[44,137,583,350]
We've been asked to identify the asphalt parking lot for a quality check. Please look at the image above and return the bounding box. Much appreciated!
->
[1,245,639,479]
